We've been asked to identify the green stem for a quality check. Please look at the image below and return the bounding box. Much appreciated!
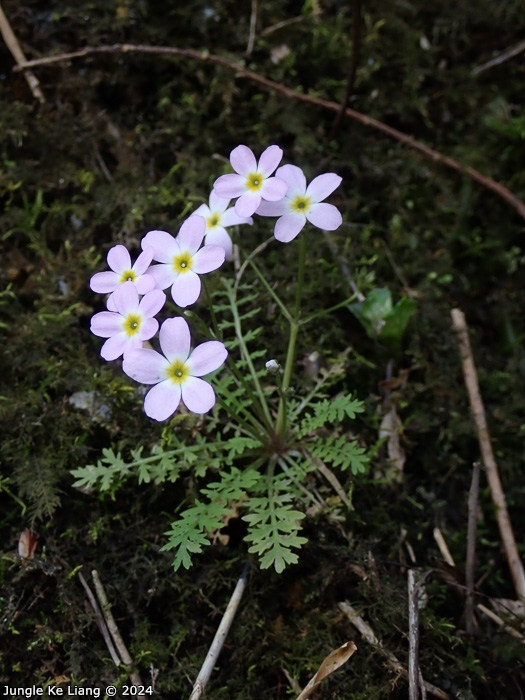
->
[275,234,307,437]
[300,291,359,326]
[242,253,293,324]
[226,283,274,430]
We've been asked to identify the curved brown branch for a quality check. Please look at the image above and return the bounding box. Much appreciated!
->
[13,43,525,222]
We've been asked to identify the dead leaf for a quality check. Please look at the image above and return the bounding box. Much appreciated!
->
[378,405,405,480]
[18,529,38,558]
[295,641,357,700]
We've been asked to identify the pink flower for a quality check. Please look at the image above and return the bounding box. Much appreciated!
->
[213,145,288,218]
[141,216,225,308]
[256,165,342,243]
[193,191,253,259]
[90,245,156,311]
[123,317,228,421]
[90,282,166,361]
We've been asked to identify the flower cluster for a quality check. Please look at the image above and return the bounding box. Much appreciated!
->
[89,145,343,421]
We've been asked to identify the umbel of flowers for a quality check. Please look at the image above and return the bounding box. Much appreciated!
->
[90,145,343,422]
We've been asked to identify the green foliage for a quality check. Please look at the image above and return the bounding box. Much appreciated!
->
[348,288,417,352]
[307,436,369,475]
[297,393,365,436]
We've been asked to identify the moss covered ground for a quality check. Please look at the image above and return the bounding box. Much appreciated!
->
[1,0,525,696]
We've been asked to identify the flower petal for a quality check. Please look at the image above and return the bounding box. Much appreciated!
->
[133,247,155,275]
[204,228,233,259]
[177,216,206,254]
[274,213,307,243]
[141,230,177,263]
[306,202,342,231]
[138,317,159,341]
[138,289,166,318]
[235,191,261,218]
[171,272,201,307]
[101,334,140,361]
[213,173,246,199]
[159,317,191,362]
[192,244,225,274]
[187,340,228,376]
[90,311,122,338]
[230,145,257,175]
[208,191,229,213]
[90,270,119,294]
[181,376,216,413]
[306,173,342,202]
[107,245,131,273]
[258,145,283,177]
[144,381,182,421]
[260,176,288,202]
[134,273,156,295]
[255,200,287,217]
[123,348,169,383]
[193,203,210,218]
[220,208,252,227]
[146,263,177,290]
[275,164,306,193]
[111,282,139,315]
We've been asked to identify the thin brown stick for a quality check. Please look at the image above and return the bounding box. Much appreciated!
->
[472,38,525,76]
[408,570,421,700]
[0,3,44,103]
[339,601,452,700]
[246,0,257,56]
[451,309,525,601]
[91,569,145,694]
[78,571,121,666]
[465,462,481,634]
[329,0,361,139]
[12,43,525,222]
[189,562,250,700]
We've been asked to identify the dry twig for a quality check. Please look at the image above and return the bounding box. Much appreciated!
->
[189,563,250,700]
[408,570,423,700]
[339,601,452,700]
[472,39,525,75]
[78,571,121,667]
[12,43,525,222]
[465,462,481,634]
[0,3,44,103]
[451,309,525,601]
[91,569,145,693]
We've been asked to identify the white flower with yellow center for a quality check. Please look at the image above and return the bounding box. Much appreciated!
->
[141,216,225,308]
[256,164,343,243]
[89,245,156,311]
[90,281,166,361]
[123,317,228,421]
[212,145,288,218]
[192,191,253,259]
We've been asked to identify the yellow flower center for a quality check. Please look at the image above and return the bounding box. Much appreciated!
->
[119,269,136,283]
[290,194,311,214]
[245,172,263,192]
[207,213,220,228]
[123,313,141,336]
[167,359,189,384]
[173,252,193,274]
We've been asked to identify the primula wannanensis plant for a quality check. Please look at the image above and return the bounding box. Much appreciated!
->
[256,164,343,242]
[90,244,156,310]
[123,317,228,421]
[193,191,253,259]
[90,282,165,361]
[142,216,225,308]
[77,145,369,573]
[213,145,287,217]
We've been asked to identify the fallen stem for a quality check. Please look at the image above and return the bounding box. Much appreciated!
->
[91,569,144,693]
[12,43,525,222]
[451,308,525,601]
[78,571,121,667]
[189,562,250,700]
[0,3,45,103]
